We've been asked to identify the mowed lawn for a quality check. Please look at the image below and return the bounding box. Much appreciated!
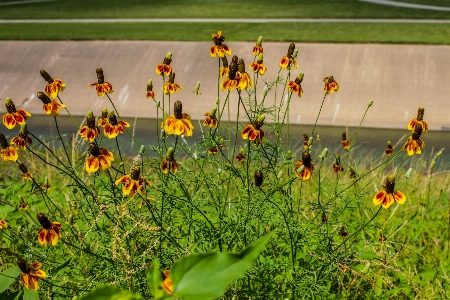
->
[0,0,449,43]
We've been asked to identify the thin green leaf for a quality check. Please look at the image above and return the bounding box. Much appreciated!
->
[171,233,272,300]
[51,258,72,276]
[0,266,21,293]
[79,285,142,300]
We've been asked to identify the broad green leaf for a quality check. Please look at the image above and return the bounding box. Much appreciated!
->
[51,258,72,276]
[375,275,383,296]
[146,259,166,300]
[79,286,142,300]
[0,266,21,293]
[23,289,39,300]
[1,290,22,300]
[171,233,272,300]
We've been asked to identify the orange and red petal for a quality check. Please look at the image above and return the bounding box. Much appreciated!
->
[2,114,17,129]
[86,156,100,173]
[373,190,386,206]
[161,158,169,174]
[98,155,112,170]
[280,56,290,69]
[394,191,406,204]
[210,45,218,58]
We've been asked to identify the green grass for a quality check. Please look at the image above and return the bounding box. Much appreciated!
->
[0,0,450,19]
[1,22,450,44]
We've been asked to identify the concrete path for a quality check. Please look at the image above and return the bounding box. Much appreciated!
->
[0,41,449,131]
[0,0,52,5]
[1,18,450,24]
[360,0,450,11]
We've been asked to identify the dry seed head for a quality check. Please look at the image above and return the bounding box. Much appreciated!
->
[254,170,263,187]
[129,165,141,181]
[287,43,295,58]
[174,100,183,119]
[412,123,423,140]
[417,107,425,121]
[40,69,53,83]
[96,67,105,84]
[238,58,246,73]
[221,56,229,68]
[37,92,51,104]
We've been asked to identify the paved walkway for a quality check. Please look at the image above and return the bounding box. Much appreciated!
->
[360,0,450,11]
[0,0,52,5]
[1,18,450,24]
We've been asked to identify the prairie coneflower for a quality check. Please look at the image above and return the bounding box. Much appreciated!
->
[249,54,266,75]
[404,123,425,156]
[235,148,246,162]
[19,201,29,210]
[253,36,263,56]
[236,58,253,90]
[40,69,65,99]
[18,260,47,291]
[209,146,218,155]
[10,123,32,150]
[163,72,184,95]
[341,132,350,150]
[79,111,100,142]
[218,137,226,150]
[373,175,406,209]
[98,108,108,127]
[385,141,393,157]
[104,111,130,139]
[162,270,173,294]
[85,143,114,173]
[37,92,66,116]
[254,170,263,187]
[146,79,156,99]
[242,115,265,145]
[203,107,218,128]
[408,107,428,133]
[220,56,229,78]
[338,226,348,238]
[37,213,62,246]
[333,155,344,172]
[0,220,7,229]
[221,56,239,90]
[210,31,232,58]
[323,76,339,94]
[156,52,173,76]
[18,162,32,180]
[164,101,194,136]
[295,151,314,181]
[161,147,178,174]
[41,177,51,191]
[303,132,311,149]
[88,68,114,97]
[115,165,152,197]
[280,43,297,70]
[192,81,201,95]
[0,132,18,161]
[349,168,357,181]
[3,98,31,129]
[287,73,304,98]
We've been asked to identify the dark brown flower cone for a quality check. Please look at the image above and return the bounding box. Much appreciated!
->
[89,143,100,156]
[302,151,312,167]
[87,116,96,129]
[416,107,425,121]
[163,57,172,66]
[238,58,245,73]
[412,124,423,140]
[342,132,347,140]
[36,92,51,104]
[5,100,17,114]
[303,133,309,142]
[169,72,176,84]
[385,175,396,193]
[40,69,53,84]
[0,132,9,149]
[37,213,52,229]
[174,100,183,119]
[96,67,105,84]
[17,260,30,273]
[254,170,263,187]
[130,165,141,181]
[108,112,118,126]
[229,60,238,80]
[221,56,229,68]
[287,43,295,58]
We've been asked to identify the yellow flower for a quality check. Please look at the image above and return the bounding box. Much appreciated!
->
[323,76,339,94]
[333,155,344,173]
[373,175,406,209]
[104,111,130,139]
[287,73,304,98]
[146,79,156,98]
[341,132,350,150]
[3,98,31,130]
[85,143,114,173]
[156,52,173,76]
[280,43,297,70]
[0,219,7,229]
[88,68,114,97]
[10,123,32,150]
[18,163,32,180]
[98,108,108,127]
[221,56,253,91]
[203,107,218,128]
[404,123,425,156]
[161,147,178,174]
[235,148,246,162]
[249,53,266,75]
[37,213,62,246]
[18,260,47,291]
[115,165,152,197]
[408,107,428,133]
[19,201,29,210]
[37,92,66,116]
[79,111,100,142]
[208,146,218,155]
[40,69,65,99]
[295,151,314,181]
[385,141,393,157]
[162,270,173,294]
[220,56,229,78]
[210,31,232,58]
[242,115,265,145]
[163,72,184,95]
[253,36,263,56]
[0,132,18,162]
[164,101,194,136]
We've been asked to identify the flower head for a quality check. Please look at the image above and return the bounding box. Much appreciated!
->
[302,132,311,149]
[104,111,130,139]
[203,107,218,128]
[0,131,18,161]
[385,141,393,157]
[162,270,173,294]
[192,81,201,95]
[10,123,32,150]
[163,72,184,95]
[208,146,218,155]
[253,36,263,56]
[242,115,265,145]
[37,92,66,116]
[37,213,62,246]
[18,162,32,180]
[19,200,29,210]
[295,151,314,181]
[323,76,339,94]
[373,175,406,209]
[85,143,114,173]
[220,56,229,78]
[3,98,31,129]
[210,31,232,58]
[254,170,263,187]
[249,54,266,75]
[235,148,246,162]
[333,155,344,172]
[161,147,178,174]
[408,107,428,133]
[221,56,253,91]
[341,132,350,150]
[98,108,108,127]
[40,69,65,99]
[280,43,297,70]
[115,165,152,197]
[156,52,173,76]
[404,123,425,156]
[287,73,304,98]
[146,79,156,99]
[0,220,7,229]
[88,68,114,97]
[164,101,194,136]
[79,111,100,142]
[18,260,47,291]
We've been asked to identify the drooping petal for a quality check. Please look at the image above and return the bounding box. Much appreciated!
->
[373,191,386,206]
[86,156,100,173]
[382,194,395,209]
[394,191,406,204]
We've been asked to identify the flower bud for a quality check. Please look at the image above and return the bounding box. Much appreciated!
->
[256,36,262,46]
[156,101,160,108]
[165,52,172,59]
[68,214,73,226]
[405,168,413,179]
[292,49,298,58]
[139,145,145,155]
[308,137,313,146]
[297,165,305,174]
[256,114,265,124]
[160,128,166,138]
[320,148,328,160]
[430,160,436,170]
[215,97,219,105]
[436,148,444,158]
[368,100,373,107]
[195,81,200,91]
[316,135,321,141]
[275,74,279,81]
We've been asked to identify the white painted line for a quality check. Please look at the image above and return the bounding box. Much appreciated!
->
[296,115,301,123]
[360,0,450,11]
[332,103,340,124]
[0,0,54,6]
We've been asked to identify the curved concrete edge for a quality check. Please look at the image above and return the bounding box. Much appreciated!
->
[360,0,450,11]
